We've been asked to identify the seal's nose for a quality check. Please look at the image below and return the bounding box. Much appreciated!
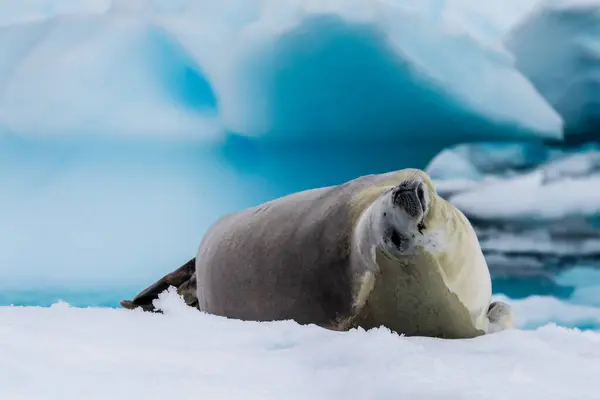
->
[392,179,428,218]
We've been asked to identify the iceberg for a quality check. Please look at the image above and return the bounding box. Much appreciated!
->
[427,144,600,278]
[0,0,563,140]
[0,0,570,290]
[506,0,600,140]
[438,146,600,221]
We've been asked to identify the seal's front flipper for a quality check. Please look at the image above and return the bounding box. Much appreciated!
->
[120,258,198,312]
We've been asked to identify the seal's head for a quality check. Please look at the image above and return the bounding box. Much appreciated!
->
[353,167,487,284]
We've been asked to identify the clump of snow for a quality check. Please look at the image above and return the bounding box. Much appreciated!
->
[2,289,600,399]
[49,299,71,309]
[151,285,198,316]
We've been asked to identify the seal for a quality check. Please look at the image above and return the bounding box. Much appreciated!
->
[121,168,514,338]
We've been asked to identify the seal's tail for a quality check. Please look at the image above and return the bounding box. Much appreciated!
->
[120,257,198,312]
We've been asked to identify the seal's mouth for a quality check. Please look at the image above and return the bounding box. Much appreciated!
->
[391,178,429,228]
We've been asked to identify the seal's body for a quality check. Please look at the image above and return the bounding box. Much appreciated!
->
[122,169,513,338]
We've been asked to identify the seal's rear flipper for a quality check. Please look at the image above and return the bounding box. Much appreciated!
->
[486,301,514,333]
[120,258,199,312]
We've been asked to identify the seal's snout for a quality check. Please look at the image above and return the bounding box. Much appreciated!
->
[392,178,429,219]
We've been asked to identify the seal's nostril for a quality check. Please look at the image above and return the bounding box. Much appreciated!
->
[416,182,427,214]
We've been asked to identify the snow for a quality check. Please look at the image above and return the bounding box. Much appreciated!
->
[2,288,600,400]
[0,0,562,141]
[2,4,599,396]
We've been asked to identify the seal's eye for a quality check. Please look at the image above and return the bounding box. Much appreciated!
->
[390,229,402,247]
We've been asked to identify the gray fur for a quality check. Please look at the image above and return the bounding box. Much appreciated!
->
[194,175,376,326]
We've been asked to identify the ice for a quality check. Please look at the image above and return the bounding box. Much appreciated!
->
[494,293,600,330]
[0,137,451,288]
[0,14,221,139]
[446,150,600,221]
[1,289,600,399]
[426,142,552,182]
[0,0,575,291]
[0,0,563,140]
[426,144,600,275]
[555,267,600,307]
[451,171,600,221]
[506,0,600,139]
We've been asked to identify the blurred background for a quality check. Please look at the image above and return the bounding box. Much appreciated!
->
[1,0,599,331]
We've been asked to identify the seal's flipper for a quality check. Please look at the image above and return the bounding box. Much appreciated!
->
[120,258,198,312]
[486,301,515,333]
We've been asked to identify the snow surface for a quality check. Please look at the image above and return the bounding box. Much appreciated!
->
[0,0,562,140]
[2,288,600,400]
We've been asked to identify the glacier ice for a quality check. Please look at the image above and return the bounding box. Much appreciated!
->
[445,147,600,221]
[427,144,600,279]
[554,267,600,307]
[426,142,553,182]
[0,0,571,290]
[506,0,600,140]
[0,0,563,140]
[1,136,451,288]
[0,14,221,139]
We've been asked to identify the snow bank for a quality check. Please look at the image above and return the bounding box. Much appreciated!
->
[2,289,600,400]
[0,0,562,141]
